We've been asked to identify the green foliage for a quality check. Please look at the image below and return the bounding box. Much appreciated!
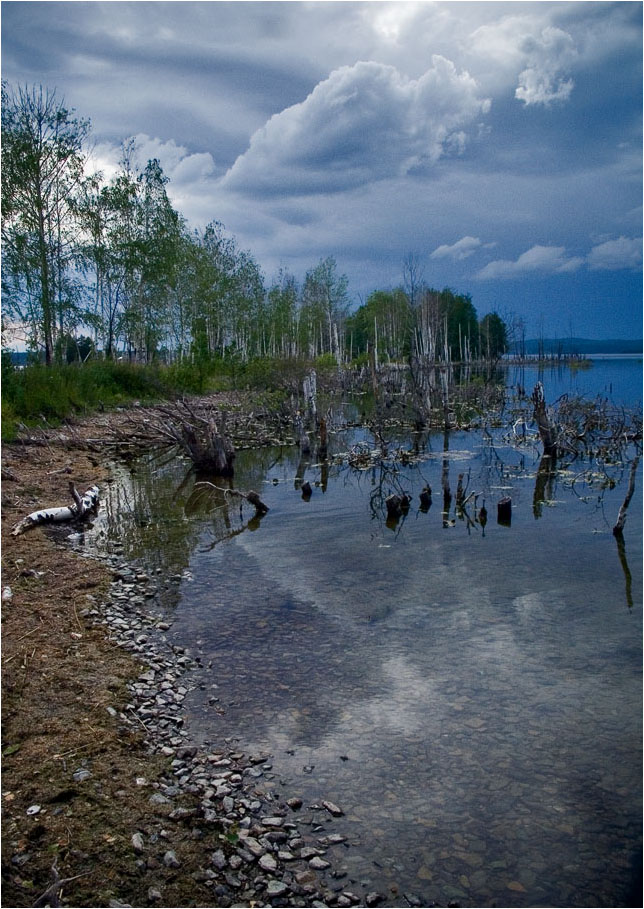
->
[346,289,412,361]
[1,360,167,431]
[479,311,508,359]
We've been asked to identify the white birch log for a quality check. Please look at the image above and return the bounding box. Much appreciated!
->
[11,483,100,536]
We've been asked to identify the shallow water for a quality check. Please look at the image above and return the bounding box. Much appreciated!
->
[81,366,642,907]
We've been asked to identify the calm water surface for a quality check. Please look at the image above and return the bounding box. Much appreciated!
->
[85,362,642,907]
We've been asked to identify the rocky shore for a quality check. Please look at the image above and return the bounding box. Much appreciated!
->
[1,405,388,908]
[87,556,385,908]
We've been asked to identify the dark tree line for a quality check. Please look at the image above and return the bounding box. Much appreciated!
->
[2,82,508,366]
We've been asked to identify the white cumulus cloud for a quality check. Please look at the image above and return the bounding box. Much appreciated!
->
[471,18,577,106]
[515,26,577,105]
[431,236,483,261]
[586,236,643,271]
[476,244,584,280]
[221,57,490,196]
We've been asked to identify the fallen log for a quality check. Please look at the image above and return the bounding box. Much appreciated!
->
[11,482,100,536]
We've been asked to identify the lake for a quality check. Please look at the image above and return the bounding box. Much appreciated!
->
[82,358,642,907]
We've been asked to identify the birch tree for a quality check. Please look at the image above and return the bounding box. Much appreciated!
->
[1,83,90,363]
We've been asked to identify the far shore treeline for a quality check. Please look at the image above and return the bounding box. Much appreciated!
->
[2,82,512,373]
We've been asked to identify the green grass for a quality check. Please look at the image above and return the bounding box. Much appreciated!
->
[0,354,326,441]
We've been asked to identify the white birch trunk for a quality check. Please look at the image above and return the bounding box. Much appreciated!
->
[12,484,100,536]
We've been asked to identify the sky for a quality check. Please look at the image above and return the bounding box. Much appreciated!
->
[2,0,642,339]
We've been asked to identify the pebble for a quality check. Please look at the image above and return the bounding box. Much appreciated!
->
[259,853,277,872]
[131,833,145,853]
[163,850,181,868]
[322,800,344,816]
[73,769,92,782]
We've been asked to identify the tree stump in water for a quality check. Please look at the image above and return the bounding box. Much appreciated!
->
[183,415,235,475]
[386,493,411,519]
[497,496,512,526]
[531,382,558,458]
[318,417,328,459]
[419,486,432,511]
[301,481,312,500]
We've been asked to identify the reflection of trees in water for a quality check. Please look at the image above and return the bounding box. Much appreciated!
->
[100,445,288,575]
[100,453,201,577]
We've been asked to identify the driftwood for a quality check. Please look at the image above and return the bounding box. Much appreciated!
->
[33,860,88,908]
[194,481,269,515]
[11,482,99,536]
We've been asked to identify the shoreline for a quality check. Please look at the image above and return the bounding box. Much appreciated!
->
[1,403,383,908]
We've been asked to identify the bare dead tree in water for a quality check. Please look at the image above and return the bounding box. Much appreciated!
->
[613,455,640,537]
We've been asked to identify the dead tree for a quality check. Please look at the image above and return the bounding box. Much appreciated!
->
[613,455,640,537]
[11,483,100,536]
[294,411,310,453]
[532,382,558,457]
[132,403,236,474]
[303,370,318,422]
[177,413,235,474]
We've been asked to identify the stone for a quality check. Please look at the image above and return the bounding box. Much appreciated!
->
[295,869,317,886]
[240,836,265,857]
[266,880,288,897]
[309,856,331,870]
[322,800,344,816]
[259,853,277,872]
[163,850,181,868]
[73,769,92,783]
[211,849,227,870]
[131,833,145,853]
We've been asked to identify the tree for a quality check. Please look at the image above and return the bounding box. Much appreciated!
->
[1,83,91,364]
[345,289,412,362]
[479,312,508,360]
[266,269,299,358]
[300,257,349,361]
[402,252,425,308]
